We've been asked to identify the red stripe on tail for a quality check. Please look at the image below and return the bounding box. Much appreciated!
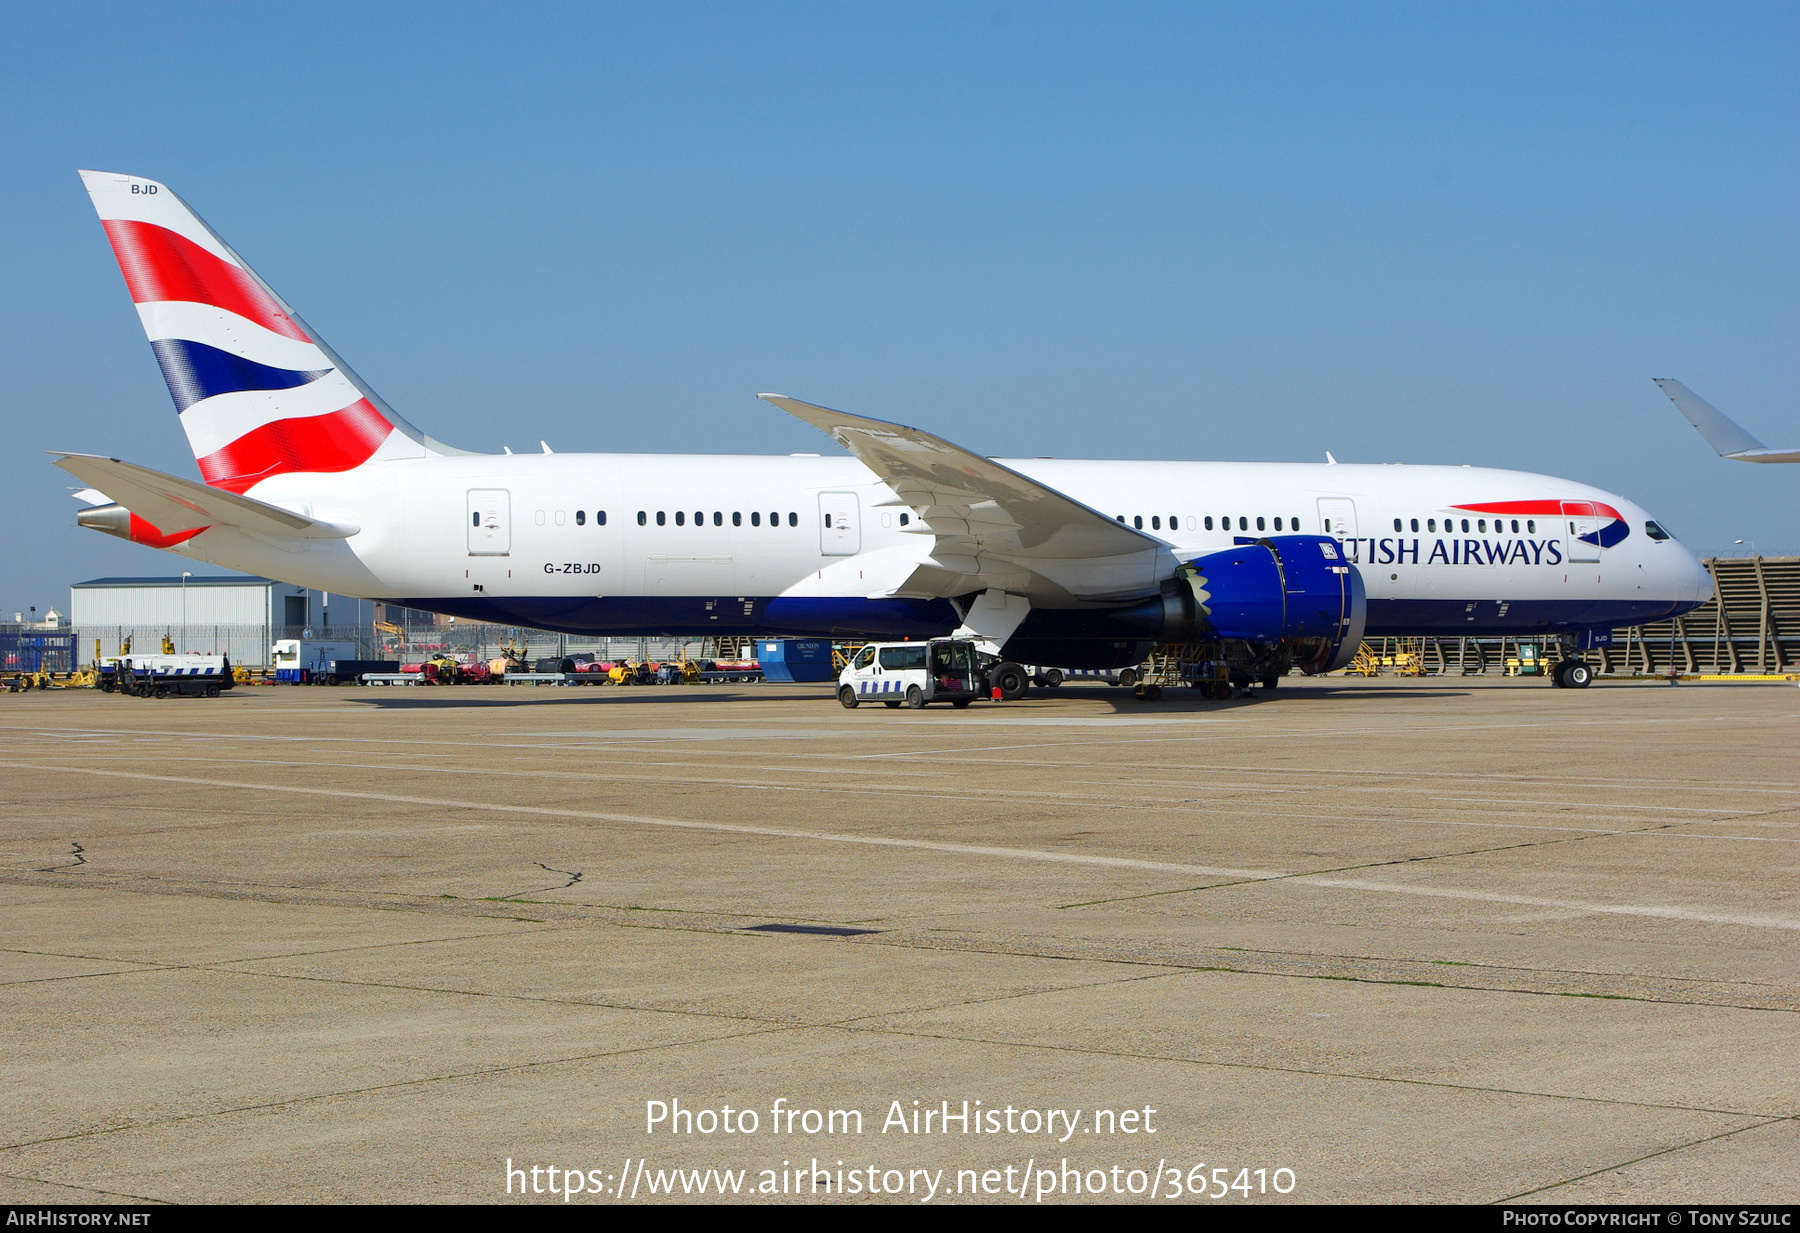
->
[101,219,311,342]
[197,398,392,494]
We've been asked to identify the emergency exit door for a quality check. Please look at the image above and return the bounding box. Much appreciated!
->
[818,492,860,555]
[468,489,510,555]
[1316,497,1358,539]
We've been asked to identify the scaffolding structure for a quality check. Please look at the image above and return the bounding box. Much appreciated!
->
[1341,557,1797,677]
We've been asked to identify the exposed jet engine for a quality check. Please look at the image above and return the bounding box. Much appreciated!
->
[1119,535,1367,673]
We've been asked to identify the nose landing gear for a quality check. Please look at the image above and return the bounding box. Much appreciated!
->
[1552,658,1593,688]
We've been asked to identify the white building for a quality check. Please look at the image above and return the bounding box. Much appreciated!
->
[69,576,355,666]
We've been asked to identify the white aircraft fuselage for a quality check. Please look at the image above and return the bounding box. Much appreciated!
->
[162,451,1714,649]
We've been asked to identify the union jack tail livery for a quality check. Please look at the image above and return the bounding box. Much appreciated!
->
[80,170,440,494]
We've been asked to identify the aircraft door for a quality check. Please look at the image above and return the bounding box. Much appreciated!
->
[1562,501,1601,563]
[468,489,510,556]
[1317,498,1358,560]
[819,492,860,556]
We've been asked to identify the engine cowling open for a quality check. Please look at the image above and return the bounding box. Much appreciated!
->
[1114,535,1366,674]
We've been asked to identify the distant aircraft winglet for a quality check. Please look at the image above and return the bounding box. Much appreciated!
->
[1654,378,1800,464]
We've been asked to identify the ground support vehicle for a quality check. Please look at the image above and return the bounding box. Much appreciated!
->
[838,639,986,709]
[112,654,234,698]
[1054,666,1142,688]
[698,660,763,683]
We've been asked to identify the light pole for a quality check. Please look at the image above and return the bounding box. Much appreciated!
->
[180,572,192,652]
[1734,539,1757,558]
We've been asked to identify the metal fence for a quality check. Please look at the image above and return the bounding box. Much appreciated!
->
[0,628,79,673]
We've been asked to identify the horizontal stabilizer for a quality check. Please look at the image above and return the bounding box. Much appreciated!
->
[51,453,358,539]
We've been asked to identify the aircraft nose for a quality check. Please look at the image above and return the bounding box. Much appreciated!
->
[1683,550,1715,605]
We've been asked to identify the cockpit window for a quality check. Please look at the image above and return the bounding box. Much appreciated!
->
[1644,521,1672,541]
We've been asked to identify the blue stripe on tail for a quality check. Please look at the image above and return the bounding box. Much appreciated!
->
[150,338,331,413]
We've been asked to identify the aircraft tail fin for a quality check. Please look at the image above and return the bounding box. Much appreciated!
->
[78,170,462,495]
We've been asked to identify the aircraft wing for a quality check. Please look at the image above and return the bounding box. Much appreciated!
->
[1654,379,1800,463]
[760,394,1159,598]
[51,453,359,538]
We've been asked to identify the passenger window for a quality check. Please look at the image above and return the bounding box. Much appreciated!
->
[1134,515,1143,529]
[576,510,586,526]
[879,646,927,670]
[1238,517,1248,531]
[1461,519,1469,532]
[1394,518,1403,532]
[1116,515,1125,522]
[694,511,703,525]
[751,511,761,526]
[852,647,876,670]
[1170,514,1179,529]
[598,510,607,526]
[1527,519,1535,533]
[1273,517,1282,531]
[1204,516,1213,530]
[1478,519,1486,533]
[714,511,722,526]
[675,511,685,526]
[789,512,797,526]
[732,511,741,526]
[899,513,910,526]
[1293,515,1300,530]
[770,512,779,526]
[1427,518,1436,532]
[1151,516,1160,530]
[638,511,647,526]
[472,512,479,526]
[1256,516,1266,531]
[824,514,832,528]
[1322,518,1331,532]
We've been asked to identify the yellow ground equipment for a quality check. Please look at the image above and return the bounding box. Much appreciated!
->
[1345,639,1427,676]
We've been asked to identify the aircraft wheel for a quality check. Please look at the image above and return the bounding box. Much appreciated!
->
[838,686,860,709]
[1551,660,1569,687]
[991,662,1029,701]
[1563,659,1593,688]
[883,700,902,709]
[1261,672,1281,690]
[905,685,927,709]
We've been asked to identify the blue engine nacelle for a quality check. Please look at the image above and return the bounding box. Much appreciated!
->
[1178,536,1367,673]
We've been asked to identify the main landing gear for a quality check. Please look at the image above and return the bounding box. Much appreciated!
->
[1551,658,1593,689]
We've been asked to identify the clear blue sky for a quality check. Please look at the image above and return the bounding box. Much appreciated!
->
[3,1,1794,616]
